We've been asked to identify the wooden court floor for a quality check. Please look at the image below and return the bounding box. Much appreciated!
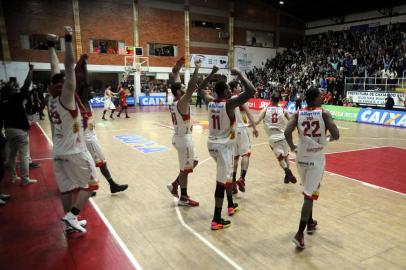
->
[39,106,406,270]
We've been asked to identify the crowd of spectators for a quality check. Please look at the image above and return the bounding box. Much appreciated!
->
[246,22,406,106]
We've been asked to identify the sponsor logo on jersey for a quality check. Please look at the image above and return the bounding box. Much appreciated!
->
[357,109,406,128]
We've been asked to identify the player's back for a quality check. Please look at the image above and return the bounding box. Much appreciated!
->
[208,99,235,144]
[169,100,192,137]
[297,107,327,157]
[264,105,287,142]
[48,97,86,156]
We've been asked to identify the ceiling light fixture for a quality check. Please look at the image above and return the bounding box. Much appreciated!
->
[279,1,284,5]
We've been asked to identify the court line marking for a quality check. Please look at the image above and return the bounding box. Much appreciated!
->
[36,123,143,270]
[344,136,406,141]
[289,144,406,196]
[174,156,244,270]
[173,142,269,270]
[327,171,405,197]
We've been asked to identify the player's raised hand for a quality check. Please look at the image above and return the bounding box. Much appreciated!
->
[64,26,73,36]
[230,67,242,76]
[172,57,185,74]
[194,58,202,68]
[211,65,219,74]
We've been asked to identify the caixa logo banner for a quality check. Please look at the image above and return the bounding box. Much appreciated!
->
[357,108,406,128]
[139,96,168,106]
[89,96,135,108]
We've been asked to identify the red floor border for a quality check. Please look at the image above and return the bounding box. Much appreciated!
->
[0,124,139,270]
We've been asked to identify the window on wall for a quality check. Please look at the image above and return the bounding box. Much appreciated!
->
[20,34,64,50]
[192,20,225,30]
[246,31,274,48]
[148,43,178,57]
[89,39,126,54]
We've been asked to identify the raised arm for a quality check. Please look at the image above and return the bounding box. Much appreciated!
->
[323,110,340,141]
[60,26,76,111]
[178,59,202,112]
[197,65,218,104]
[171,57,185,84]
[284,112,298,151]
[20,64,34,98]
[227,68,256,110]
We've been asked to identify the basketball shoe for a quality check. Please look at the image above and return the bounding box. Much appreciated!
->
[178,195,199,207]
[232,182,238,194]
[284,169,297,184]
[292,232,305,249]
[62,212,86,233]
[307,220,318,234]
[227,203,239,216]
[110,183,128,194]
[166,182,179,198]
[211,218,231,230]
[236,177,245,192]
[65,219,87,234]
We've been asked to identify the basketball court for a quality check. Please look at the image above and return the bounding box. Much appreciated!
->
[1,106,405,270]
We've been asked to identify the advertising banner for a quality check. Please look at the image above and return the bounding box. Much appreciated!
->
[90,96,135,108]
[346,91,405,109]
[247,98,287,110]
[190,54,228,69]
[139,95,167,106]
[357,108,406,128]
[322,105,360,122]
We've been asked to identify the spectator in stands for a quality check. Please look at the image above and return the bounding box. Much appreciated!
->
[0,85,10,205]
[385,94,395,110]
[107,46,116,54]
[1,64,37,185]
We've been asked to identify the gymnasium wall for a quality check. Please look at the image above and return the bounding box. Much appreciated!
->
[0,0,304,84]
[305,4,406,35]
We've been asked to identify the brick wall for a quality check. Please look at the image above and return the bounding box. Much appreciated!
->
[190,14,228,44]
[79,0,133,65]
[3,0,73,63]
[138,6,184,67]
[2,0,304,67]
[190,47,228,55]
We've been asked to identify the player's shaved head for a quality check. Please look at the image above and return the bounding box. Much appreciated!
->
[305,88,321,107]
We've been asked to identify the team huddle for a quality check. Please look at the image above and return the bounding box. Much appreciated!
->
[166,58,340,249]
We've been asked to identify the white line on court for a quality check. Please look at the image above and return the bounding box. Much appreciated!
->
[174,156,244,270]
[36,123,143,270]
[327,171,405,197]
[344,136,406,141]
[173,142,269,270]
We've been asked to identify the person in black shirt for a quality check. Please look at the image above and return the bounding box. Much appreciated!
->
[1,64,38,185]
[0,92,10,205]
[385,94,395,110]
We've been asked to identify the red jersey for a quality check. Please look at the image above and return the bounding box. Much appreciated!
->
[119,88,127,107]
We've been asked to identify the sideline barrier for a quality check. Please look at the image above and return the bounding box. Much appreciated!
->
[249,99,405,128]
[321,105,360,122]
[247,98,287,110]
[356,108,406,128]
[90,96,135,108]
[139,95,167,106]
